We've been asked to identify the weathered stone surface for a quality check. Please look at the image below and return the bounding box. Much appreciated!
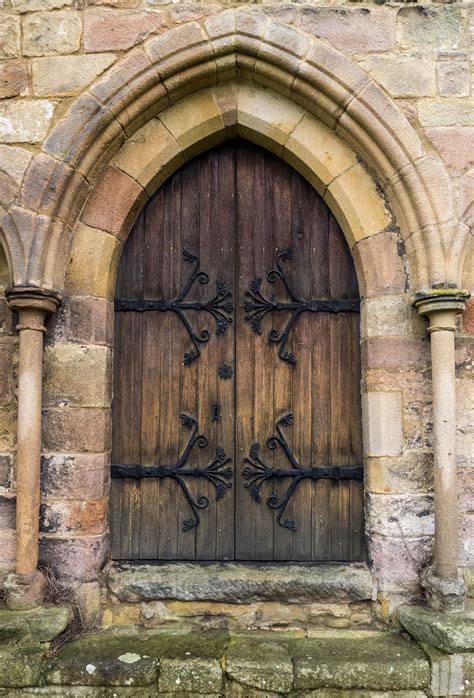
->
[398,604,474,654]
[359,55,436,98]
[65,224,122,300]
[225,637,293,693]
[362,337,430,371]
[0,100,54,143]
[366,452,434,496]
[362,295,425,339]
[362,391,402,457]
[0,59,28,98]
[300,7,395,55]
[41,452,109,501]
[43,344,111,408]
[49,296,113,346]
[366,494,434,538]
[0,494,15,528]
[159,657,223,693]
[462,298,474,334]
[422,643,473,698]
[426,127,474,176]
[32,54,116,97]
[0,454,12,488]
[40,497,108,536]
[0,605,72,643]
[0,16,21,58]
[292,633,430,690]
[84,10,166,52]
[353,230,407,298]
[0,641,45,687]
[419,99,474,128]
[42,406,111,452]
[460,168,474,227]
[108,562,375,603]
[39,534,109,582]
[397,7,460,50]
[0,145,32,185]
[369,535,432,593]
[22,12,82,56]
[437,57,470,98]
[12,0,74,10]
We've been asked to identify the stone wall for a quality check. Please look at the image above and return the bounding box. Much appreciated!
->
[0,0,472,616]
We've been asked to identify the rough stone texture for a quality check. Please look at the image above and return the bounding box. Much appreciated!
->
[0,100,54,143]
[32,54,116,97]
[362,391,402,457]
[83,10,166,52]
[419,99,474,128]
[108,562,375,604]
[292,633,430,691]
[437,57,471,98]
[396,7,460,51]
[422,642,474,698]
[0,641,45,688]
[225,636,293,693]
[369,535,432,593]
[43,344,111,408]
[426,127,474,177]
[398,604,474,654]
[0,59,28,99]
[41,452,109,501]
[366,494,434,538]
[0,145,32,185]
[0,16,21,58]
[359,55,436,99]
[39,534,109,582]
[22,12,82,57]
[0,605,72,642]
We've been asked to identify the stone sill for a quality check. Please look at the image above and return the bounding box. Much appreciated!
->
[107,562,376,604]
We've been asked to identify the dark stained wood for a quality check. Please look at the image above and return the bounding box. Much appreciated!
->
[111,139,364,562]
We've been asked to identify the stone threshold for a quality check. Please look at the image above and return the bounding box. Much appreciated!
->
[1,626,430,693]
[107,561,376,604]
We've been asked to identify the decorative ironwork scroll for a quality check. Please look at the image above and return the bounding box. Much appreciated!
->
[243,414,363,531]
[112,414,233,531]
[244,249,360,364]
[115,250,234,365]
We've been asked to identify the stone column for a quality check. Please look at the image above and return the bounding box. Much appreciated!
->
[4,286,60,610]
[414,289,470,612]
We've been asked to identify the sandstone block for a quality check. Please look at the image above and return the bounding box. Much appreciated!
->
[23,12,82,56]
[41,452,110,500]
[398,604,474,654]
[361,337,430,371]
[0,171,19,208]
[84,10,165,52]
[32,54,116,97]
[365,452,433,495]
[71,580,101,626]
[65,223,122,300]
[159,657,223,693]
[366,493,434,538]
[0,16,21,58]
[359,55,436,98]
[353,230,407,298]
[397,7,460,50]
[50,296,113,345]
[0,641,45,688]
[362,391,402,457]
[0,100,54,143]
[460,168,474,227]
[0,406,16,451]
[39,533,109,583]
[81,165,146,240]
[0,495,15,529]
[300,7,395,55]
[423,644,472,698]
[40,498,108,536]
[0,345,13,406]
[419,99,474,127]
[0,59,28,99]
[12,0,74,10]
[43,344,111,408]
[369,534,432,592]
[0,145,32,185]
[284,112,357,196]
[0,454,12,488]
[462,299,474,334]
[112,118,184,196]
[437,57,470,98]
[159,89,225,160]
[145,22,211,79]
[42,406,111,452]
[0,528,15,565]
[226,637,293,693]
[325,164,391,249]
[362,295,424,339]
[425,127,474,176]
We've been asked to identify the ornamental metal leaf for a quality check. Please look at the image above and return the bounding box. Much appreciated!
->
[244,249,360,364]
[111,414,233,531]
[242,414,363,531]
[115,250,234,365]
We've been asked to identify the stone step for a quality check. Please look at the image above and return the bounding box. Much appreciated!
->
[30,627,430,695]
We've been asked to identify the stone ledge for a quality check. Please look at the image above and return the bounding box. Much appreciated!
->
[107,562,376,604]
[0,604,72,643]
[398,603,474,654]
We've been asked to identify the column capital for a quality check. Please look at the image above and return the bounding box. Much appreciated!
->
[5,286,61,331]
[413,288,470,333]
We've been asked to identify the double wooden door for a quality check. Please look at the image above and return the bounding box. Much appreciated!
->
[110,140,364,562]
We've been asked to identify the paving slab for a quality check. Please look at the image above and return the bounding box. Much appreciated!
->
[398,603,474,653]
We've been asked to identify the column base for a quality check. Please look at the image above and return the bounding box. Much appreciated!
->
[4,570,47,611]
[421,564,467,613]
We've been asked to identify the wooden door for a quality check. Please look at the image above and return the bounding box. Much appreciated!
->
[110,139,364,562]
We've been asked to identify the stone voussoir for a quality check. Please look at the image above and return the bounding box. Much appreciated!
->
[107,562,375,604]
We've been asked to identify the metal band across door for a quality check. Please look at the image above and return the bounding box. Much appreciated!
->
[110,139,364,562]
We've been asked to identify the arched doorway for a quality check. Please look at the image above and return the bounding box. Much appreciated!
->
[110,139,363,562]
